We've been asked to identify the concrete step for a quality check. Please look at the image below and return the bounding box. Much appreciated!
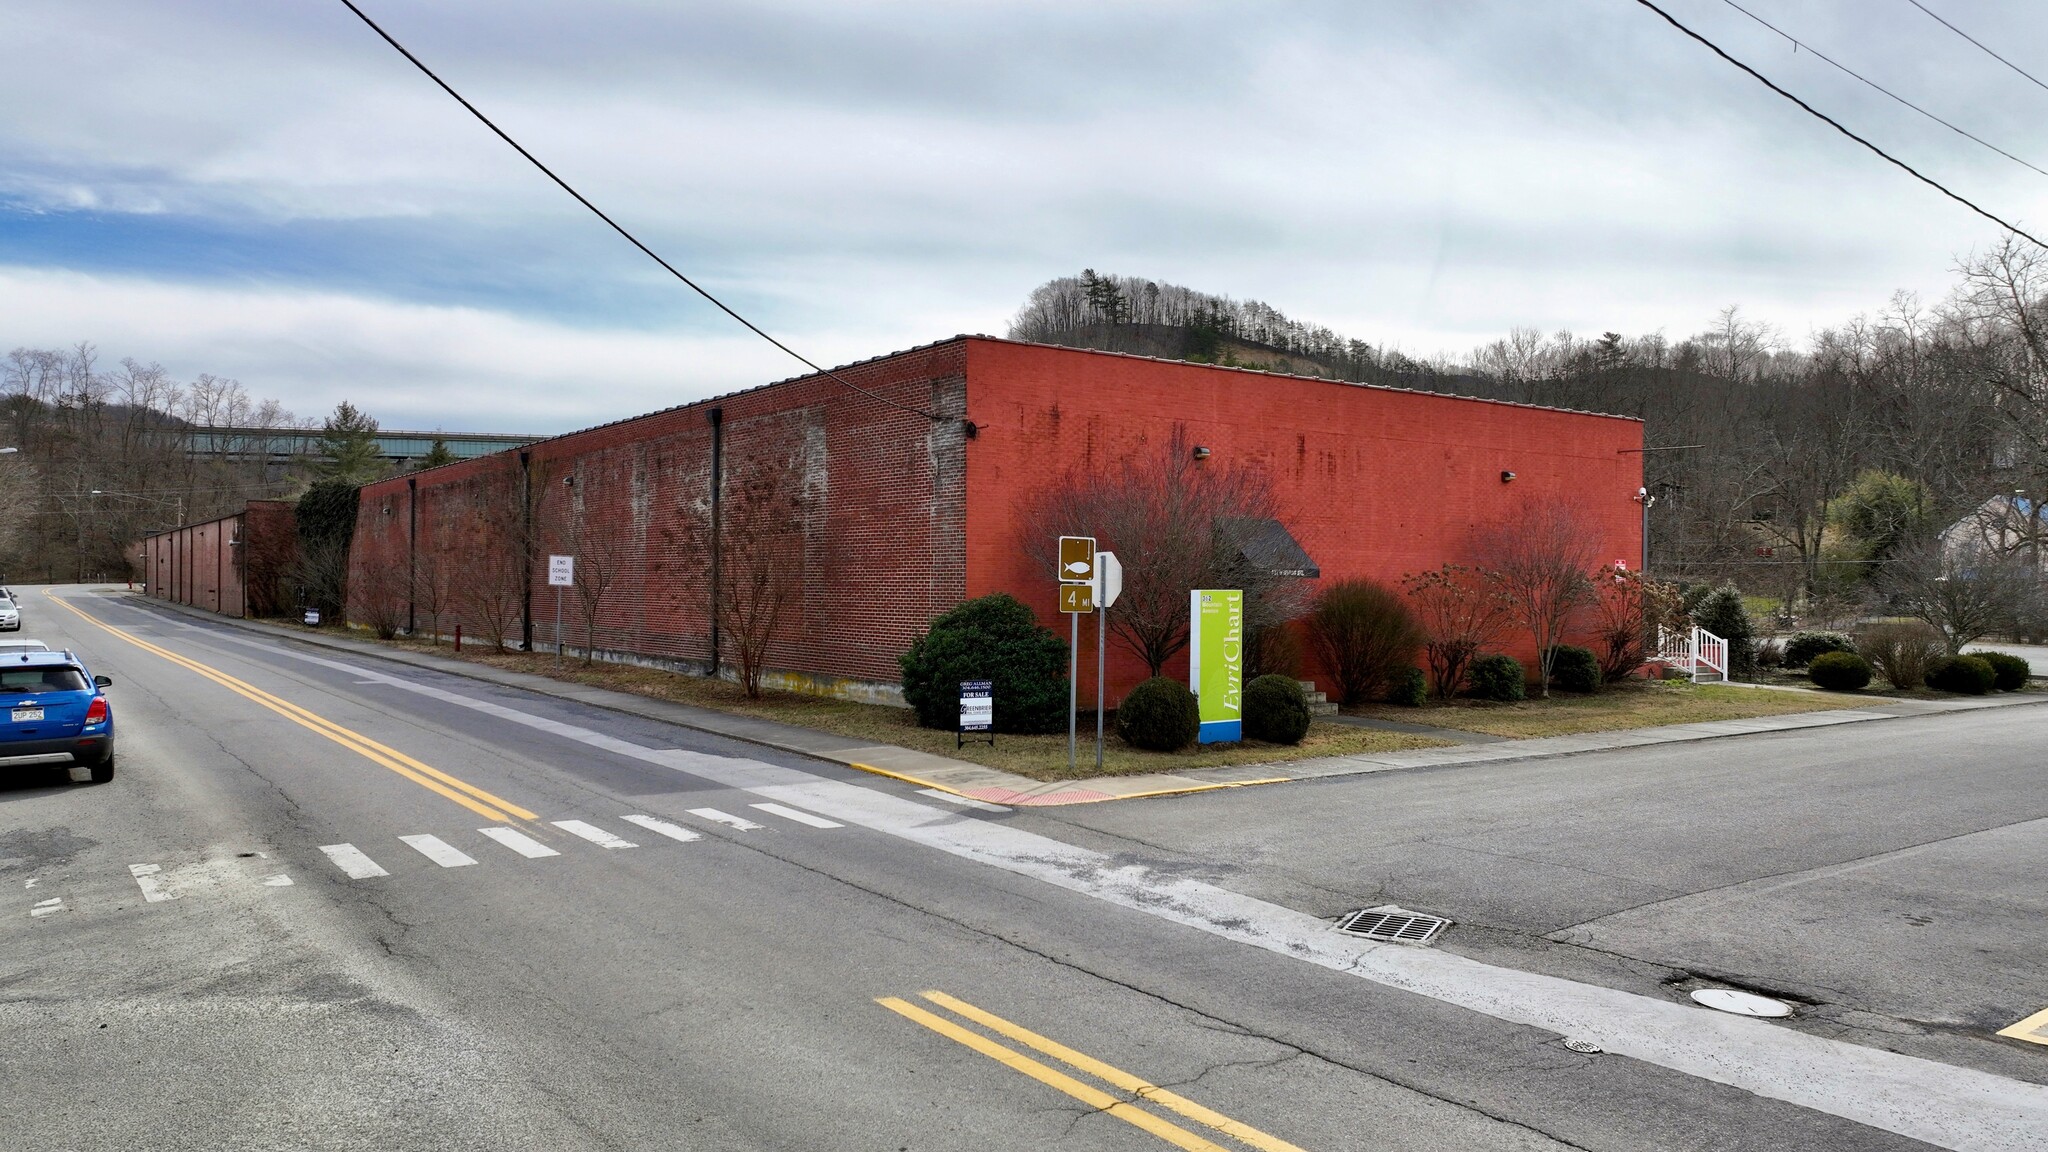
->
[1307,701,1338,717]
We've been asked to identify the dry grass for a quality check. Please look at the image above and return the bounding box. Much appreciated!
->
[342,633,1450,781]
[1350,680,1875,739]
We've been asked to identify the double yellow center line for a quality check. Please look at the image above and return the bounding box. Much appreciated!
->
[878,990,1308,1152]
[50,593,535,824]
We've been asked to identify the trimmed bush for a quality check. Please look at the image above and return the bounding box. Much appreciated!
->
[1691,584,1757,678]
[1854,621,1944,689]
[1386,666,1427,707]
[1807,651,1872,691]
[1976,651,2032,692]
[1783,630,1854,667]
[1926,655,1995,695]
[1468,654,1526,702]
[1115,676,1201,751]
[1304,578,1423,706]
[1548,645,1600,693]
[1243,674,1311,744]
[899,594,1068,734]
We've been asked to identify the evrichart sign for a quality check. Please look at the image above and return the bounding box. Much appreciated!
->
[1189,589,1244,743]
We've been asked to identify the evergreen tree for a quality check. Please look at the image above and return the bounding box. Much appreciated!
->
[416,437,456,470]
[1692,583,1758,679]
[314,401,386,485]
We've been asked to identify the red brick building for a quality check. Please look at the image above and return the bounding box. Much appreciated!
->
[138,500,296,619]
[348,337,1643,703]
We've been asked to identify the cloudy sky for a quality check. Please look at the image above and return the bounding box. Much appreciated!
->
[5,0,2045,433]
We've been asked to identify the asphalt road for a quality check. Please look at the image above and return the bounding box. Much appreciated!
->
[3,587,2043,1151]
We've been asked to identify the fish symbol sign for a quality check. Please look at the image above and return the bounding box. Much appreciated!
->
[1057,537,1096,583]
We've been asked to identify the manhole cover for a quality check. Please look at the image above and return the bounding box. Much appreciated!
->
[1333,906,1450,945]
[1690,988,1793,1018]
[1562,1038,1603,1054]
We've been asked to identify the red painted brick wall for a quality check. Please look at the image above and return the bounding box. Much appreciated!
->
[140,511,249,617]
[347,336,1640,701]
[350,342,970,691]
[960,339,1644,700]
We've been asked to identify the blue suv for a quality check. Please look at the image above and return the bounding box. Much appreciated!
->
[0,651,115,783]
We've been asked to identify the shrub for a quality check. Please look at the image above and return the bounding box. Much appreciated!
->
[1783,630,1855,667]
[1243,674,1311,744]
[1691,584,1757,678]
[1807,651,1872,691]
[1853,621,1944,690]
[1115,676,1201,751]
[1386,665,1427,707]
[1548,645,1600,693]
[899,594,1069,733]
[1468,654,1526,702]
[1305,578,1423,706]
[1975,651,2032,692]
[1925,655,1995,695]
[1753,638,1784,669]
[1246,622,1302,680]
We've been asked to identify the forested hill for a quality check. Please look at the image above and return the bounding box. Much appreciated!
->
[1006,271,1448,389]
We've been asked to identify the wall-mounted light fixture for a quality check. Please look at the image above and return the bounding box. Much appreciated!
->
[1500,470,1516,483]
[1192,445,1212,461]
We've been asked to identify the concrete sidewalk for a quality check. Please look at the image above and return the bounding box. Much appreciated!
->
[116,591,2048,806]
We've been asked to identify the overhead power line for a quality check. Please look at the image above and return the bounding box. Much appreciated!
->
[334,1,950,426]
[1906,0,2048,96]
[1628,0,2045,249]
[1719,0,2047,177]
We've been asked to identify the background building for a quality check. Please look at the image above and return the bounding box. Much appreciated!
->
[347,337,1643,703]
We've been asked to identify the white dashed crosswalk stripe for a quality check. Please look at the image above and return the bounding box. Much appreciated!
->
[399,834,477,868]
[687,807,764,831]
[29,897,64,917]
[551,820,637,849]
[621,814,700,843]
[129,863,177,903]
[749,802,842,829]
[480,826,561,858]
[261,875,294,887]
[319,843,390,879]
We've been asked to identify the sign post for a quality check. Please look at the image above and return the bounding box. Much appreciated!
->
[1057,536,1096,774]
[1092,551,1122,771]
[1189,589,1244,743]
[958,679,993,749]
[547,554,575,659]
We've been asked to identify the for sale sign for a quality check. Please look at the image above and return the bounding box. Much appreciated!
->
[958,679,993,747]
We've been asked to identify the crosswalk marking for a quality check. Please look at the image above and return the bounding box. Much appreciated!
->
[129,863,177,903]
[399,834,477,868]
[621,814,701,843]
[319,843,390,879]
[688,807,764,831]
[29,897,64,918]
[750,802,843,829]
[261,875,294,887]
[917,788,1011,813]
[480,826,561,859]
[551,820,637,849]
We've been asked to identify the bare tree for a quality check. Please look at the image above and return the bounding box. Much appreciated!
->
[1021,427,1298,676]
[715,451,812,698]
[1478,503,1599,698]
[1590,565,1684,682]
[1402,564,1509,699]
[348,552,409,639]
[1885,539,2030,654]
[567,520,629,665]
[411,547,453,643]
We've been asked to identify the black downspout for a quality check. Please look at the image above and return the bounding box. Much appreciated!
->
[707,407,723,677]
[519,451,535,651]
[406,476,418,635]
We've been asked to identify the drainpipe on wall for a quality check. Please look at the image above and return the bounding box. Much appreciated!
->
[519,451,535,651]
[707,407,723,677]
[406,476,418,636]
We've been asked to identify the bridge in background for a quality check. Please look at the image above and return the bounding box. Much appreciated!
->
[184,427,542,465]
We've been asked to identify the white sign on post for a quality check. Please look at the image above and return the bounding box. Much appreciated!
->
[1092,551,1122,609]
[548,555,575,587]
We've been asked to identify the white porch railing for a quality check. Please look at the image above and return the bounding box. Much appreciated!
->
[1655,626,1730,684]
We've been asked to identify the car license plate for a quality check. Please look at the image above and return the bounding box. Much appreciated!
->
[11,708,42,722]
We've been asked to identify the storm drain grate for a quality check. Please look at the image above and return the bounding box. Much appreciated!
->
[1333,906,1450,945]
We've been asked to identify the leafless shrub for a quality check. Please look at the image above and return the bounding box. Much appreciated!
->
[1591,566,1685,682]
[1477,503,1600,698]
[1403,564,1510,699]
[1853,621,1945,689]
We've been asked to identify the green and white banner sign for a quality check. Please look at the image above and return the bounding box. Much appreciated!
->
[1189,589,1244,743]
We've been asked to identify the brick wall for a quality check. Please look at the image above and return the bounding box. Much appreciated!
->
[961,339,1644,700]
[348,335,1640,702]
[140,512,248,617]
[350,341,970,696]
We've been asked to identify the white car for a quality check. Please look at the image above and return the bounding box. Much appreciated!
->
[0,599,18,632]
[0,639,49,654]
